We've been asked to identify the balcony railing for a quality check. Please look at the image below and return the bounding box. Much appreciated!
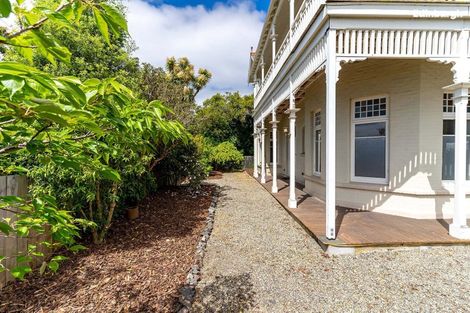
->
[337,29,460,57]
[254,0,325,109]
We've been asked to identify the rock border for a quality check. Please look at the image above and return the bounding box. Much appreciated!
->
[177,185,219,312]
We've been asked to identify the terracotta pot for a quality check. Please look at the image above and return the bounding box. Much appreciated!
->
[127,207,139,220]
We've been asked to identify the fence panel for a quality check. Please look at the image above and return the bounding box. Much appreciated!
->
[0,175,28,288]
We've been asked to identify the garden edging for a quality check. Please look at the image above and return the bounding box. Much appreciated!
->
[177,184,219,312]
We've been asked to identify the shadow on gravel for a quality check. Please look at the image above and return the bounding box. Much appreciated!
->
[217,185,240,202]
[193,273,256,312]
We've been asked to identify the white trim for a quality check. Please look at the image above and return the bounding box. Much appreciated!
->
[312,109,322,176]
[350,95,389,185]
[441,92,470,184]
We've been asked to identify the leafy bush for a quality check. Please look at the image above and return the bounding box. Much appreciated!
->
[154,138,210,187]
[0,0,189,279]
[209,142,244,171]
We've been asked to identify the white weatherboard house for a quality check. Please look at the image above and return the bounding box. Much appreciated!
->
[249,0,470,240]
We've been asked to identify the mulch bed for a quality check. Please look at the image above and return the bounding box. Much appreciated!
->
[0,184,215,313]
[207,171,223,180]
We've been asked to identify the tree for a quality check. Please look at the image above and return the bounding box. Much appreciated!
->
[0,0,187,279]
[3,0,141,92]
[165,57,212,103]
[192,92,254,155]
[140,58,212,126]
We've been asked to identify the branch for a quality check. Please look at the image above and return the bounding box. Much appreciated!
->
[149,141,179,171]
[30,123,51,142]
[0,119,16,126]
[3,2,74,40]
[0,127,113,155]
[0,207,19,214]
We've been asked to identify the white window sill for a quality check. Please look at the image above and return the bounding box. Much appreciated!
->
[351,176,388,185]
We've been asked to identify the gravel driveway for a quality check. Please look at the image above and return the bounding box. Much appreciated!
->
[192,172,470,312]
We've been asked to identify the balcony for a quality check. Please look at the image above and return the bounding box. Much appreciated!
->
[252,0,325,109]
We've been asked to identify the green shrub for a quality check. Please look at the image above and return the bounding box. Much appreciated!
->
[154,138,210,187]
[209,141,244,171]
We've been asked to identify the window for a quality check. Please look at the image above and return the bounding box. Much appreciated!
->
[313,111,321,175]
[351,96,388,184]
[269,131,273,163]
[442,93,470,180]
[301,127,305,154]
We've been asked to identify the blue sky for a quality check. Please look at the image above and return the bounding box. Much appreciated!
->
[126,0,267,103]
[146,0,270,11]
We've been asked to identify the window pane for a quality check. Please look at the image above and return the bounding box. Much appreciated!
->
[442,135,454,180]
[270,132,273,163]
[443,120,455,135]
[355,122,386,137]
[315,129,321,172]
[442,135,470,180]
[355,137,386,178]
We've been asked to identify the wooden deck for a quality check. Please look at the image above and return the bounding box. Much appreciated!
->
[256,175,470,250]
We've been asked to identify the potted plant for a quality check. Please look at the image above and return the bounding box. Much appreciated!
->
[121,179,146,220]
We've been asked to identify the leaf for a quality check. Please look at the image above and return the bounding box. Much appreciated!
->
[0,222,13,235]
[39,261,47,275]
[72,1,85,23]
[70,244,87,252]
[33,102,67,115]
[47,12,74,30]
[92,7,109,45]
[16,255,32,264]
[98,168,121,182]
[11,265,32,280]
[100,3,128,32]
[51,255,68,262]
[47,260,59,272]
[0,0,11,18]
[30,30,71,64]
[1,76,25,98]
[36,112,68,127]
[0,195,24,204]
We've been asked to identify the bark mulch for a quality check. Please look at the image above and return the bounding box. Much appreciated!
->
[0,184,215,313]
[207,171,223,180]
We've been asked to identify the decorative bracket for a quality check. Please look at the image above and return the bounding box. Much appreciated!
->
[336,57,367,83]
[428,57,470,84]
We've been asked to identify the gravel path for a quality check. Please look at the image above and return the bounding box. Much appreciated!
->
[192,172,470,312]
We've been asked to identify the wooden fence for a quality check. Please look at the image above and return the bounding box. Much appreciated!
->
[243,156,254,170]
[0,175,49,288]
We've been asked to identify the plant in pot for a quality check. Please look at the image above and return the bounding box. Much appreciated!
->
[120,172,156,221]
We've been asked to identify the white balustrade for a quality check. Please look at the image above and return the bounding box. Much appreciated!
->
[336,29,460,58]
[255,0,325,108]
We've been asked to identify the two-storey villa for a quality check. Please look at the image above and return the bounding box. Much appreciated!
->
[249,0,470,240]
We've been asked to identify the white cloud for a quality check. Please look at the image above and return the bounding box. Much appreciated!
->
[125,0,265,103]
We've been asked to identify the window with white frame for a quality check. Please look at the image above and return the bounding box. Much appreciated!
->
[312,111,321,175]
[441,93,470,181]
[351,96,388,183]
[301,126,305,154]
[269,131,273,163]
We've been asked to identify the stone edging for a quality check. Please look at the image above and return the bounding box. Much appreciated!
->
[177,185,219,312]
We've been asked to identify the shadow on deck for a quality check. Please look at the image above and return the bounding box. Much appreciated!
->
[253,174,470,254]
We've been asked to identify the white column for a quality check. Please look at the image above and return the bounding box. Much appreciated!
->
[253,128,259,178]
[447,29,470,239]
[449,85,470,239]
[325,29,337,240]
[289,0,295,51]
[271,109,279,193]
[271,25,277,61]
[261,119,267,184]
[286,78,298,209]
[261,58,265,83]
[289,0,295,28]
